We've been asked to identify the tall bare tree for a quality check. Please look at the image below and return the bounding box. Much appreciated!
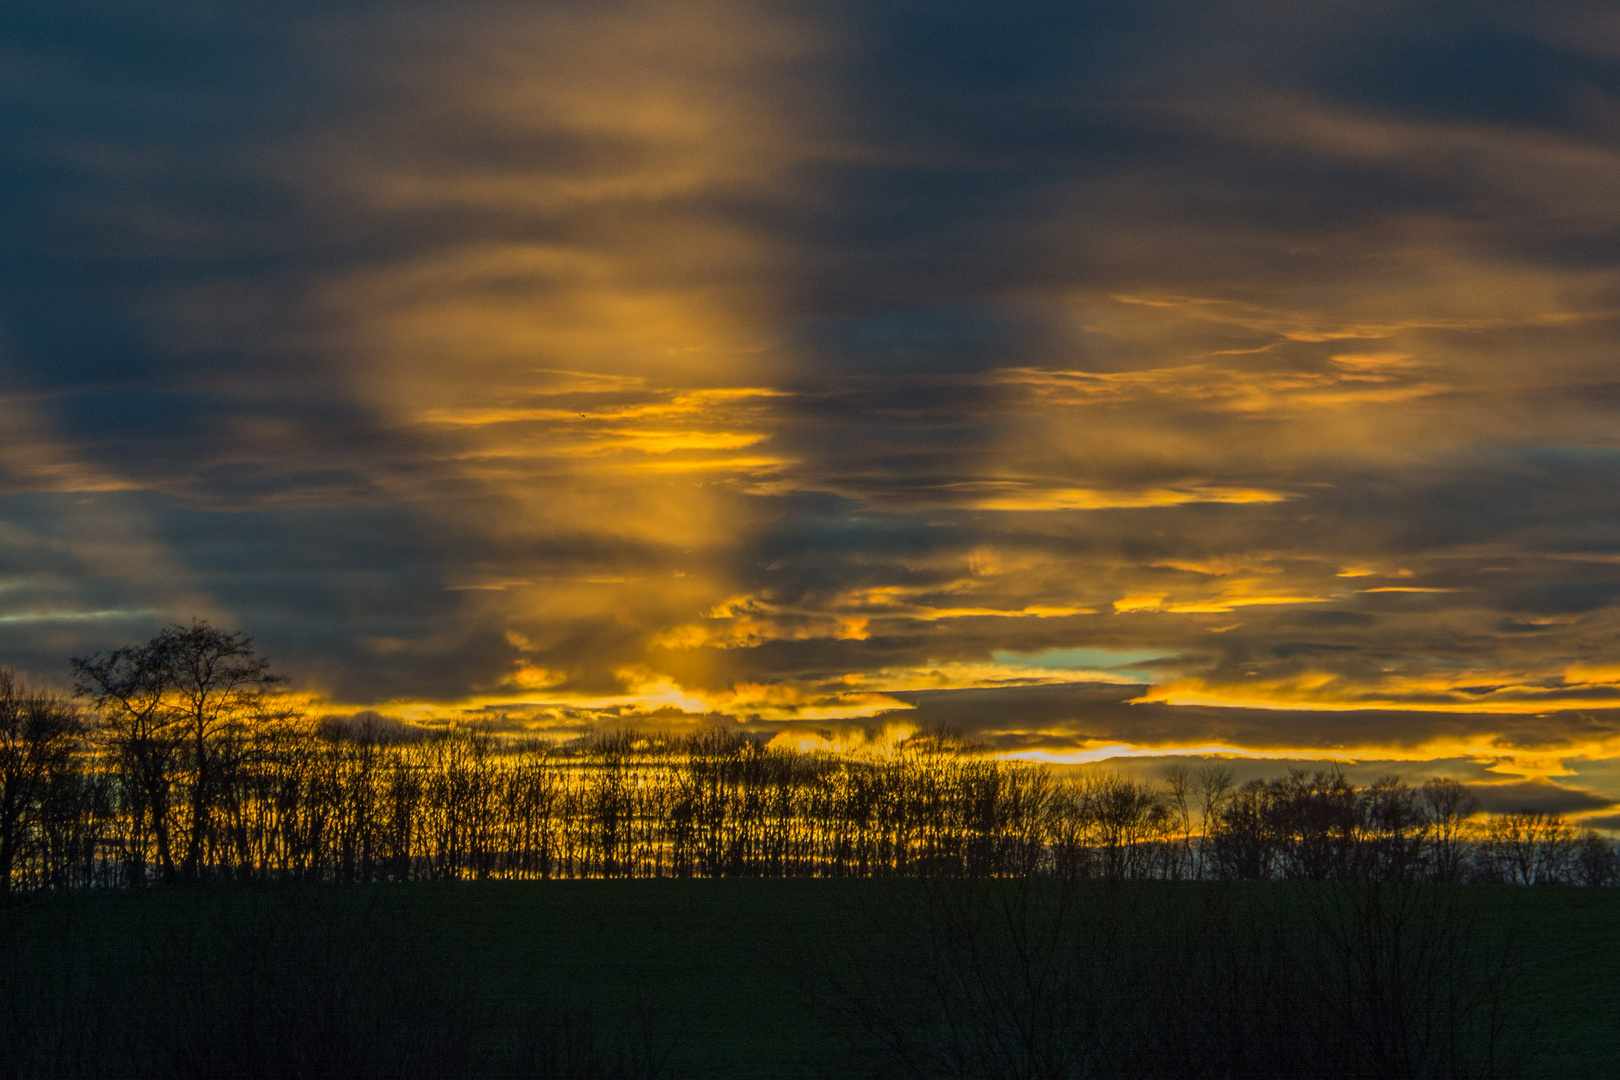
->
[1193,764,1234,879]
[72,636,178,883]
[74,622,283,883]
[160,623,283,881]
[0,671,84,899]
[1420,778,1478,884]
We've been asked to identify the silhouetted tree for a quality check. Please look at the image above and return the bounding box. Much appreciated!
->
[72,635,178,883]
[1480,811,1572,885]
[1193,764,1235,880]
[73,622,284,883]
[1420,779,1478,884]
[1573,828,1618,886]
[0,671,84,899]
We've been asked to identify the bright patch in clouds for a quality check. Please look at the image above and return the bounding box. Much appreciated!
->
[991,647,1168,683]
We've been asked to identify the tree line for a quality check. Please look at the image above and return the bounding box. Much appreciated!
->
[0,623,1615,897]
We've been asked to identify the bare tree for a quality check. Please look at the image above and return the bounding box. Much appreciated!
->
[1573,829,1618,887]
[159,623,284,881]
[72,638,178,884]
[0,671,84,899]
[1208,779,1278,880]
[1482,811,1572,886]
[74,622,284,883]
[1193,764,1234,879]
[1161,763,1194,879]
[1420,779,1478,884]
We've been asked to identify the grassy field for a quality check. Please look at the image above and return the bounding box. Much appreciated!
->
[2,879,1616,1078]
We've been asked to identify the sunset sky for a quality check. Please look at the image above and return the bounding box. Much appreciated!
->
[5,1,1620,819]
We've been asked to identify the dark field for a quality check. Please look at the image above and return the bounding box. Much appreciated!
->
[2,881,1616,1079]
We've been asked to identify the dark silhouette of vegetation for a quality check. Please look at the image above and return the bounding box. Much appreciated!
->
[0,624,1607,895]
[0,626,1596,1079]
[0,672,85,900]
[71,622,286,886]
[0,886,678,1080]
[836,877,1536,1079]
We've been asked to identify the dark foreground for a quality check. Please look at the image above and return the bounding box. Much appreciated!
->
[1,880,1615,1079]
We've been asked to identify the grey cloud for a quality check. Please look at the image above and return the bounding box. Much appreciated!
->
[1578,813,1620,831]
[2,0,1620,786]
[882,682,1620,756]
[1468,778,1617,816]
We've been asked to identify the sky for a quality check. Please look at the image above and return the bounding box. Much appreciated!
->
[5,0,1620,819]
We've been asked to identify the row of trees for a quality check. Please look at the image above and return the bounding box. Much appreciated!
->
[1175,765,1615,886]
[0,623,1615,896]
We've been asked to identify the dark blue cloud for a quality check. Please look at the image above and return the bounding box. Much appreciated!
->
[0,0,1617,781]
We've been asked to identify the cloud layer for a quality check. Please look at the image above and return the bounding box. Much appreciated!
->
[5,0,1620,813]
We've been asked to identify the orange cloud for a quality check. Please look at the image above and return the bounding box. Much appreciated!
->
[971,484,1291,511]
